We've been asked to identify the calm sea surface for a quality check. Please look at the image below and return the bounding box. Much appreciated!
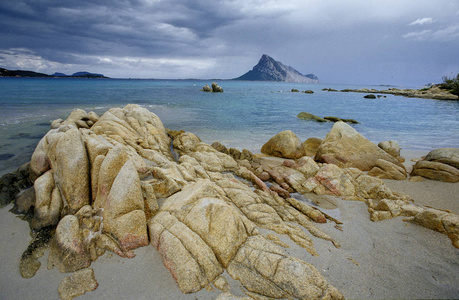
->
[1,78,458,176]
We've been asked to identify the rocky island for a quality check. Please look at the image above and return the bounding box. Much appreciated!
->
[0,105,458,299]
[234,54,319,83]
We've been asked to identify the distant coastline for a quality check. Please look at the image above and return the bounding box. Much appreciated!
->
[0,67,108,79]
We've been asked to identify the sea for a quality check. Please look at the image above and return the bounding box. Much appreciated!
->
[1,78,458,176]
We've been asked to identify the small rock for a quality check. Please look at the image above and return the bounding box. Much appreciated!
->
[364,94,377,99]
[212,82,224,92]
[202,84,212,92]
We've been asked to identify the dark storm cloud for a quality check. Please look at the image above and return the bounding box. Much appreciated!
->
[0,0,458,84]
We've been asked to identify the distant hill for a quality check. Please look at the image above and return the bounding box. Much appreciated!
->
[0,67,108,78]
[0,67,51,78]
[53,71,108,78]
[234,54,319,83]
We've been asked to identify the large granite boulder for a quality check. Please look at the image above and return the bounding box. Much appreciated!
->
[315,122,405,172]
[261,130,305,159]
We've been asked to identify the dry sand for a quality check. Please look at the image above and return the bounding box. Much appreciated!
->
[0,149,458,299]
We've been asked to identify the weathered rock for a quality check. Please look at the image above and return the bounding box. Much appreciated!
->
[30,133,52,181]
[13,187,35,214]
[378,140,401,158]
[324,116,342,122]
[211,141,230,155]
[304,164,356,196]
[46,127,90,214]
[315,122,405,171]
[48,215,91,273]
[297,112,327,122]
[103,159,148,252]
[368,158,407,180]
[301,137,322,157]
[212,82,224,92]
[149,211,224,293]
[51,118,64,129]
[425,148,459,169]
[227,236,344,299]
[411,160,459,183]
[261,130,305,159]
[202,84,212,92]
[31,171,63,229]
[285,197,327,223]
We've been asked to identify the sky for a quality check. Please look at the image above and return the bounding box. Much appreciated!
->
[0,0,458,86]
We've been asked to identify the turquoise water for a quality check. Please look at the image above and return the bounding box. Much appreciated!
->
[1,78,458,176]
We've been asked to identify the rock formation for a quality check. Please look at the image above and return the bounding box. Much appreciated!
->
[411,148,459,182]
[330,86,459,101]
[234,54,319,83]
[201,82,223,92]
[5,104,459,299]
[315,122,406,175]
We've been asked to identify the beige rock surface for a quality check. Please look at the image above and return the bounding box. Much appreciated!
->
[315,122,405,171]
[261,130,305,159]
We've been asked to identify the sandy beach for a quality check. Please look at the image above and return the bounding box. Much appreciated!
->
[1,148,458,300]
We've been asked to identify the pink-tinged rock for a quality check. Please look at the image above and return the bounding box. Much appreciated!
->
[103,159,148,252]
[306,164,355,196]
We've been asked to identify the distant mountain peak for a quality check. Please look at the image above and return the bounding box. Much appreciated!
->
[234,54,318,83]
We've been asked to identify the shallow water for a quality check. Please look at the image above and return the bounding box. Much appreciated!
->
[1,78,458,176]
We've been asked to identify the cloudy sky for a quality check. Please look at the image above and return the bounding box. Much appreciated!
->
[0,0,458,85]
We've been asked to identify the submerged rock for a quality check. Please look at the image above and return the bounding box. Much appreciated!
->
[297,112,327,122]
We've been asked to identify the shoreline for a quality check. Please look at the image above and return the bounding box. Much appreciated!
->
[1,147,458,299]
[323,86,459,101]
